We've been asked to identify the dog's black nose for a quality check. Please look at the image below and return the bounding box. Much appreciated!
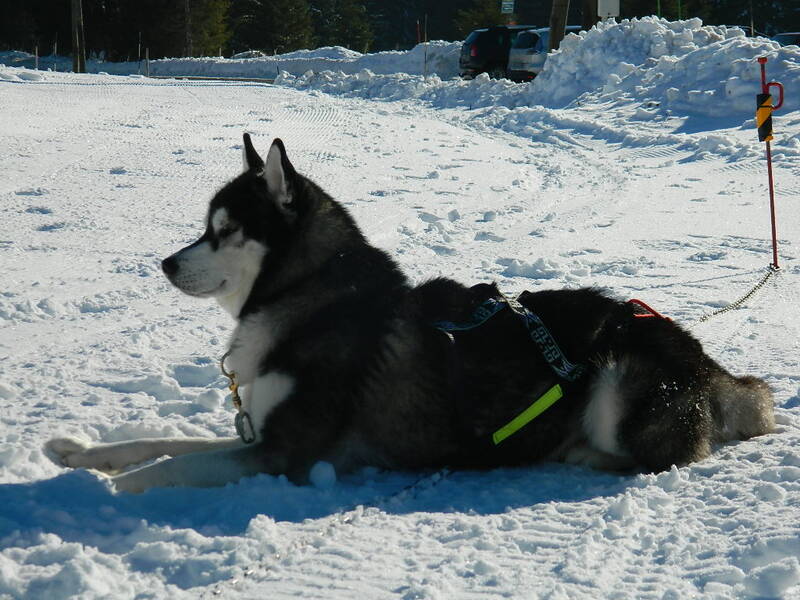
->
[161,256,179,277]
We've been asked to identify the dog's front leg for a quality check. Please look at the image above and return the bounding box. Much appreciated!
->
[109,443,266,493]
[46,436,243,474]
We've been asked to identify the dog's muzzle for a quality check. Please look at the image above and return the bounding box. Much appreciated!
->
[161,256,179,277]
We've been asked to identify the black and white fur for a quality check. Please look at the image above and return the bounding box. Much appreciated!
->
[46,135,776,493]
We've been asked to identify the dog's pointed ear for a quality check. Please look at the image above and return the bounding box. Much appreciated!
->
[242,133,264,172]
[263,138,297,216]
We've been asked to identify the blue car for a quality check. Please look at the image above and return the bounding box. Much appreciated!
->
[772,32,800,46]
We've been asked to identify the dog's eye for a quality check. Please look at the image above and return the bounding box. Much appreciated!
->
[218,225,239,238]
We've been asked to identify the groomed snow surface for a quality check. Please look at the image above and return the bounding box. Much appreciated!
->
[1,17,799,599]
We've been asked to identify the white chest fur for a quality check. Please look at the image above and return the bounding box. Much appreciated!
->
[241,372,296,442]
[224,310,294,442]
[225,310,279,385]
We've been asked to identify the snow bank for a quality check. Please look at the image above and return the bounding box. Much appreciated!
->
[0,40,462,79]
[275,18,800,117]
[0,67,43,82]
[541,17,800,115]
[150,41,460,79]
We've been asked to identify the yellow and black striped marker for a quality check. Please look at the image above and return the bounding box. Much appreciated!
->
[757,93,773,142]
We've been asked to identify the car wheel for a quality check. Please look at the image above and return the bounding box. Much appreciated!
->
[488,67,505,79]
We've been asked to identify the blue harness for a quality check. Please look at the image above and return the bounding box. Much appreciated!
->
[433,293,586,383]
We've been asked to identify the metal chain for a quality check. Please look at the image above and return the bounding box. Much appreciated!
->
[692,264,779,326]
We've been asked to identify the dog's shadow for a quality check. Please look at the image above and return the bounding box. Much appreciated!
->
[0,464,637,546]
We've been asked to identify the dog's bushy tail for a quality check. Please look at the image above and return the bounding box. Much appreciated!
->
[711,373,775,443]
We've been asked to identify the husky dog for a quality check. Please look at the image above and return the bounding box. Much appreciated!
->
[47,135,775,493]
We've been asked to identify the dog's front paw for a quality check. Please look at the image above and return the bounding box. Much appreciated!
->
[45,437,119,473]
[45,437,91,466]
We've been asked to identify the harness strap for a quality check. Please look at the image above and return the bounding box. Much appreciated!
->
[431,297,506,332]
[504,295,586,382]
[628,298,671,321]
[434,294,586,383]
[492,384,563,445]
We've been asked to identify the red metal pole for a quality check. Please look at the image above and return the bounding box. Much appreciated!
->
[765,141,779,269]
[758,57,768,94]
[758,57,780,270]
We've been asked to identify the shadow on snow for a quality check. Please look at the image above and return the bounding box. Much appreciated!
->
[0,463,633,548]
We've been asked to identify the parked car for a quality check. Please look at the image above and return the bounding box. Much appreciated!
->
[506,26,582,82]
[772,32,800,46]
[723,25,769,38]
[231,50,267,59]
[459,25,536,79]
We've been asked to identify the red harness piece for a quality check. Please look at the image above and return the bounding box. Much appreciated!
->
[628,299,671,321]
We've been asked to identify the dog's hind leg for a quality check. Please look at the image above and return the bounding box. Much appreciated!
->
[585,357,716,472]
[616,369,775,472]
[45,436,243,474]
[108,443,266,493]
[710,373,775,442]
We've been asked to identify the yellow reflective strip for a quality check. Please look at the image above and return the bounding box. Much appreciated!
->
[756,107,772,127]
[492,384,563,445]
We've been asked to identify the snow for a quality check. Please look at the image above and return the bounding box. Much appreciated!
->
[0,40,462,80]
[2,16,800,599]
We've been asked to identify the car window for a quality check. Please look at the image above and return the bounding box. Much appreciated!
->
[539,31,550,49]
[774,33,800,46]
[464,31,482,44]
[513,32,540,49]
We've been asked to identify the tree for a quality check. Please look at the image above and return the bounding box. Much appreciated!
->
[269,0,313,53]
[704,0,794,35]
[191,0,231,56]
[310,0,373,51]
[230,0,313,54]
[621,1,714,24]
[453,0,510,37]
[0,5,38,52]
[127,2,184,60]
[363,0,419,50]
[419,1,475,45]
[2,0,796,61]
[619,0,796,34]
[363,1,478,50]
